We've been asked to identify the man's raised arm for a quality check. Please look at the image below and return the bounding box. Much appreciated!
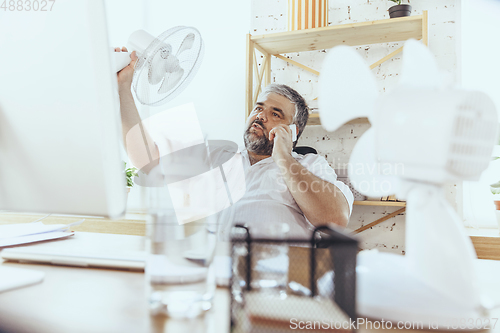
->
[270,124,350,228]
[115,47,159,173]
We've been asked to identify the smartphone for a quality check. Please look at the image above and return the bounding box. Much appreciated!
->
[289,124,297,142]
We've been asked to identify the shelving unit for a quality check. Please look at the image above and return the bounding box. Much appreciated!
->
[245,11,428,125]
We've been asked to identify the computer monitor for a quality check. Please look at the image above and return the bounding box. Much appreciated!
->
[0,1,126,218]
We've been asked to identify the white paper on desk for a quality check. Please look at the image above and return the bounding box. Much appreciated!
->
[0,230,74,247]
[0,220,83,239]
[0,266,45,293]
[214,256,231,287]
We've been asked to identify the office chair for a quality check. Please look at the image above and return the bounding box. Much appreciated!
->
[293,146,318,155]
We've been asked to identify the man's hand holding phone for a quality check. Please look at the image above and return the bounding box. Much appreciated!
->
[270,124,297,162]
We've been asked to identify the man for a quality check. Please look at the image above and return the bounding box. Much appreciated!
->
[116,48,353,238]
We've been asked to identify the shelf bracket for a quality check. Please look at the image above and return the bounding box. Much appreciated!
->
[253,51,259,81]
[253,57,269,105]
[246,39,272,118]
[369,11,428,70]
[273,54,320,76]
[352,207,406,234]
[369,45,404,70]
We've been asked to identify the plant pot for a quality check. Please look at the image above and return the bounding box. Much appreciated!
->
[388,4,412,18]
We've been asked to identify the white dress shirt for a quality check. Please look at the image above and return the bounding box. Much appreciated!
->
[217,148,354,240]
[150,105,352,239]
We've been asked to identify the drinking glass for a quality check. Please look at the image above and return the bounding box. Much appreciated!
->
[146,208,217,318]
[251,222,290,293]
[144,139,219,318]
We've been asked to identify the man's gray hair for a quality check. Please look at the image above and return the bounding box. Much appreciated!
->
[258,84,309,146]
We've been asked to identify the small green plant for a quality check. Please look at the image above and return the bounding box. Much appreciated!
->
[124,162,139,188]
[389,0,403,4]
[491,181,500,195]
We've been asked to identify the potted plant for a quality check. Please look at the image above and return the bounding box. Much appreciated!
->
[489,181,500,230]
[490,139,500,228]
[124,162,139,193]
[388,0,412,18]
[490,181,500,206]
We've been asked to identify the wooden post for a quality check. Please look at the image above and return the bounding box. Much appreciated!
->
[422,10,428,46]
[245,34,254,119]
[264,53,271,86]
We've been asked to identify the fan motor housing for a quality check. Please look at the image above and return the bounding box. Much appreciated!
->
[374,88,498,184]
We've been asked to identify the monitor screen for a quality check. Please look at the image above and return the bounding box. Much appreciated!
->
[0,1,126,217]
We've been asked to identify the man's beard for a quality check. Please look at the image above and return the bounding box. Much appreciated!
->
[244,120,274,155]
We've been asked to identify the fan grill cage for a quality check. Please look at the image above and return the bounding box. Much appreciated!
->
[446,94,498,178]
[132,26,204,107]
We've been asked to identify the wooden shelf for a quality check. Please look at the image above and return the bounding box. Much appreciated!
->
[245,12,428,118]
[307,113,369,126]
[354,201,406,207]
[0,212,147,236]
[251,14,424,55]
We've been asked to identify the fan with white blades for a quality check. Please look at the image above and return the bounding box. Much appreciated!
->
[112,27,204,107]
[319,40,498,328]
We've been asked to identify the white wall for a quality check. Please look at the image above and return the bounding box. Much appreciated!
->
[461,0,500,229]
[252,0,461,253]
[104,0,250,211]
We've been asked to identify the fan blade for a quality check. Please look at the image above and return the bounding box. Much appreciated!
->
[399,39,444,89]
[164,55,180,73]
[177,33,195,56]
[156,44,182,73]
[319,46,378,132]
[347,128,399,197]
[148,49,170,85]
[158,68,184,94]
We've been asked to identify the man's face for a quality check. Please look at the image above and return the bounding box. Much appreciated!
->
[244,93,296,155]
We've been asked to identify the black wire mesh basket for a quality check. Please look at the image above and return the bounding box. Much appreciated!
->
[230,225,358,333]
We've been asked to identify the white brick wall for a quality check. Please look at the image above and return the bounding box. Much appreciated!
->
[251,0,459,254]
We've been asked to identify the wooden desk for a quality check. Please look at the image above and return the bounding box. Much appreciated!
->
[3,216,500,333]
[3,212,500,262]
[0,212,147,236]
[0,232,230,333]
